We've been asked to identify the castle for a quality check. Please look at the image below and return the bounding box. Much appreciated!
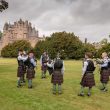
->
[0,19,44,51]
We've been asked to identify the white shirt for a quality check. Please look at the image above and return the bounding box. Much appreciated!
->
[61,61,65,75]
[17,55,28,62]
[47,61,54,68]
[100,57,108,68]
[30,58,36,67]
[82,60,88,75]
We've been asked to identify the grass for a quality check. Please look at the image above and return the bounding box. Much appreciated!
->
[0,58,110,110]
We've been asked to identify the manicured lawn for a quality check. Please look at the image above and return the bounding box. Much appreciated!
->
[0,58,110,110]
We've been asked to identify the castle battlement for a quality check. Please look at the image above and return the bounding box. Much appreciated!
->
[0,19,43,50]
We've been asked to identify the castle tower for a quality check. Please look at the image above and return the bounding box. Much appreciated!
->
[0,19,42,49]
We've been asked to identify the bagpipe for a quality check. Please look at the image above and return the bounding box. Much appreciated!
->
[94,58,104,65]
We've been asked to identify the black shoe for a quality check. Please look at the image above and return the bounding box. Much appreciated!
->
[87,93,91,97]
[41,76,45,79]
[100,87,105,91]
[17,85,22,88]
[23,80,26,83]
[28,86,33,89]
[78,93,84,97]
[58,91,62,94]
[53,91,56,95]
[103,88,108,92]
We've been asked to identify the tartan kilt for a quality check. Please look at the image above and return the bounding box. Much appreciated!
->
[23,65,27,74]
[108,68,110,76]
[100,69,109,83]
[17,66,24,77]
[80,73,95,88]
[41,63,47,72]
[26,68,35,79]
[51,70,63,85]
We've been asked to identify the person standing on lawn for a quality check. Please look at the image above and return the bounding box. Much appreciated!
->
[40,51,49,78]
[51,53,65,94]
[99,52,109,92]
[78,52,95,96]
[17,49,28,87]
[26,50,36,88]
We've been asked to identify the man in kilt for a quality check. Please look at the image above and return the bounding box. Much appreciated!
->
[40,52,49,78]
[99,52,109,92]
[78,52,95,96]
[26,51,36,88]
[51,54,65,94]
[21,51,28,83]
[17,50,28,87]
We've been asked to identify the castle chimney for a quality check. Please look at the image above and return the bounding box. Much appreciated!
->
[3,22,9,31]
[85,38,87,44]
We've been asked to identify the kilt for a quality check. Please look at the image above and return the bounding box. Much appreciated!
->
[80,72,95,88]
[108,68,110,76]
[23,65,27,74]
[100,69,109,83]
[17,66,24,77]
[26,68,35,79]
[51,70,63,85]
[41,63,47,72]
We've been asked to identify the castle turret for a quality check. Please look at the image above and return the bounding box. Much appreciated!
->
[1,19,42,49]
[18,18,23,24]
[3,22,9,31]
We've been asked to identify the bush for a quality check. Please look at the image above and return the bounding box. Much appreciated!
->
[1,40,32,57]
[34,32,95,59]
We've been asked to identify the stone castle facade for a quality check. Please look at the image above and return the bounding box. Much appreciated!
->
[0,19,44,51]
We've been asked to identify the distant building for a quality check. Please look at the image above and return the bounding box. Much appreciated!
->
[0,19,45,51]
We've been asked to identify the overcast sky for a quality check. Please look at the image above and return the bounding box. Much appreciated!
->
[0,0,110,42]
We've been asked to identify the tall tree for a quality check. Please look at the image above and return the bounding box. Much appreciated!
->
[0,0,8,12]
[34,31,95,59]
[100,38,108,46]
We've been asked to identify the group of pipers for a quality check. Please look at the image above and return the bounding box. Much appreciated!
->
[17,50,64,94]
[17,50,110,96]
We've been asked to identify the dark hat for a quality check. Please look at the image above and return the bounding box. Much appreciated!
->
[28,50,34,54]
[18,49,23,52]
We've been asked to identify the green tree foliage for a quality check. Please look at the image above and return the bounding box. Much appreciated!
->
[1,40,32,57]
[96,43,110,58]
[34,32,95,59]
[100,38,108,46]
[83,43,96,57]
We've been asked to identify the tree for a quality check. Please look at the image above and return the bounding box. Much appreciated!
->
[0,0,8,12]
[97,43,110,58]
[34,31,95,59]
[1,40,32,57]
[100,38,108,46]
